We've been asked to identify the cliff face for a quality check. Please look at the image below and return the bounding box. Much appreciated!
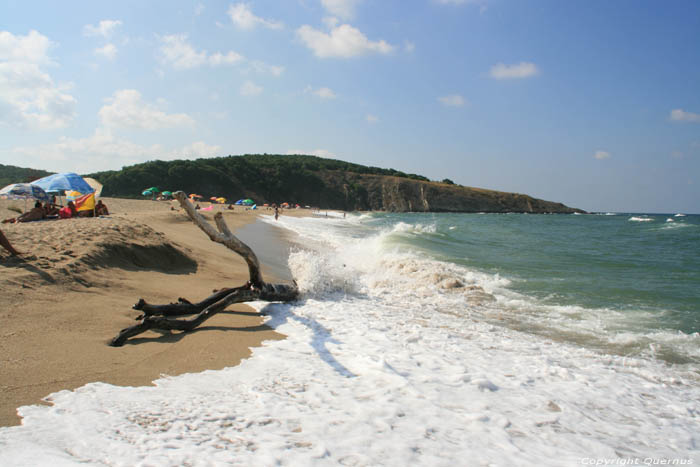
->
[330,174,583,213]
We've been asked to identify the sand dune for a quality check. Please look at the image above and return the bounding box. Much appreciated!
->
[0,198,305,427]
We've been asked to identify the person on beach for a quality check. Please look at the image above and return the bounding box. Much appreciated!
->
[44,201,60,217]
[58,201,78,219]
[2,201,46,224]
[95,200,109,216]
[274,206,279,220]
[0,229,21,256]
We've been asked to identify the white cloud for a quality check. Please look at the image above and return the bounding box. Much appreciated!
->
[240,81,263,96]
[0,29,53,64]
[11,128,221,172]
[228,3,283,30]
[0,30,76,129]
[366,114,379,123]
[83,20,123,39]
[286,149,336,158]
[321,0,362,20]
[490,62,539,79]
[670,108,700,123]
[208,51,245,66]
[305,85,336,99]
[99,89,195,130]
[404,40,415,53]
[594,150,610,160]
[157,34,243,69]
[248,60,284,76]
[438,94,466,107]
[296,23,394,58]
[95,43,117,60]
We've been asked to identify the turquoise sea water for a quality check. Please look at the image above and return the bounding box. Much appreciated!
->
[295,211,700,367]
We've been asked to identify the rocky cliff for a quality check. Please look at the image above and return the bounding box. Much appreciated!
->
[326,173,583,213]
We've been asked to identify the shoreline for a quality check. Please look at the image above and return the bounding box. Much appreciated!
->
[0,198,308,427]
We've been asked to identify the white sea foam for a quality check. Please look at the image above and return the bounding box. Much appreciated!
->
[629,216,654,222]
[675,213,686,217]
[1,214,699,466]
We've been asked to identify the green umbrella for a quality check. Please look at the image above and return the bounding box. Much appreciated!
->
[161,191,172,196]
[145,186,160,193]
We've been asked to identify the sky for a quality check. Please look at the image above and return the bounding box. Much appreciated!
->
[1,0,699,213]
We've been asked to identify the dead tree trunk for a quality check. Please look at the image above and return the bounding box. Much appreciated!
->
[109,191,298,346]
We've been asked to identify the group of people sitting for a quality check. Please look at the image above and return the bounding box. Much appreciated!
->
[2,198,109,224]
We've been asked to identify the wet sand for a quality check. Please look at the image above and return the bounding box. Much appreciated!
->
[0,198,308,426]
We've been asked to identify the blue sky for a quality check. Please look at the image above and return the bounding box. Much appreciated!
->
[1,0,699,213]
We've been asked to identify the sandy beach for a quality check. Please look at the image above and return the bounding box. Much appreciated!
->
[0,197,307,427]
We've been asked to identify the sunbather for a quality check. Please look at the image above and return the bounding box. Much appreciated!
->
[95,200,109,216]
[2,201,46,224]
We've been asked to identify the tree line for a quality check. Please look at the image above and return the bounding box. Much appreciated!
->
[85,154,431,209]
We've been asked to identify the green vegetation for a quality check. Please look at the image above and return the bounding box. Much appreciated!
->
[0,164,53,187]
[86,154,430,209]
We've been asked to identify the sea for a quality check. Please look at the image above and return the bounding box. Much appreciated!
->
[1,211,698,466]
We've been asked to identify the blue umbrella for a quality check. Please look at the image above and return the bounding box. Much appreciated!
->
[31,173,95,194]
[0,183,49,201]
[0,183,49,212]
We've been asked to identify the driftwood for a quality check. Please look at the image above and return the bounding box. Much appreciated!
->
[109,191,298,346]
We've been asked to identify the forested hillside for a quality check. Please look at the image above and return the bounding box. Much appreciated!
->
[0,164,53,187]
[87,154,428,206]
[86,154,582,213]
[2,155,582,213]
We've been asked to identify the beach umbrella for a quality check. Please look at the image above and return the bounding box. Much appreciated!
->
[189,194,202,199]
[0,183,49,211]
[145,186,160,193]
[31,173,95,194]
[162,191,172,196]
[65,190,84,201]
[142,190,153,196]
[234,199,244,205]
[0,183,49,201]
[242,198,254,206]
[83,177,103,197]
[216,197,226,204]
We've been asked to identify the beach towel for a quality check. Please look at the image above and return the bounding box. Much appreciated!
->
[200,205,213,211]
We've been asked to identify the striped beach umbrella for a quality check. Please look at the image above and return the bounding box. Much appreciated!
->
[0,183,49,201]
[0,183,49,211]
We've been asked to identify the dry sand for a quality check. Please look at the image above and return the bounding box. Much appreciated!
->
[0,198,308,427]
